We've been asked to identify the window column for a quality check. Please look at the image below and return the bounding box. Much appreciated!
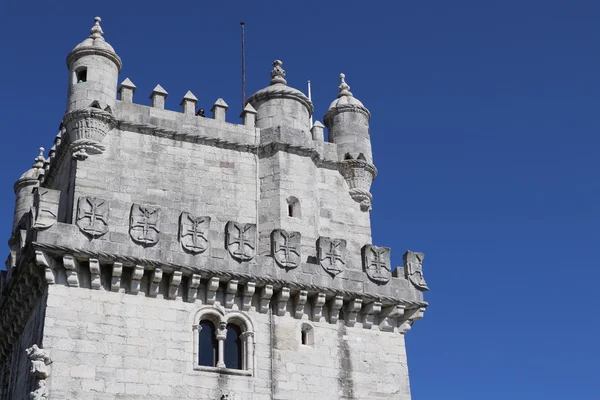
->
[216,321,227,368]
[240,331,254,375]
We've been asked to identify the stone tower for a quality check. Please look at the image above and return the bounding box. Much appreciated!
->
[0,17,429,400]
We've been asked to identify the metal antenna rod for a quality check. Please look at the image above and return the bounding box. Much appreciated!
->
[308,80,313,127]
[241,21,246,110]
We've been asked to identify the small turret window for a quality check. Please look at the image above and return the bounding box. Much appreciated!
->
[76,68,87,83]
[287,197,301,218]
[300,323,314,347]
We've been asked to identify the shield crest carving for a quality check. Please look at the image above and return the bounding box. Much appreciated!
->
[226,221,256,261]
[403,250,429,291]
[318,237,346,277]
[76,197,109,238]
[272,229,301,269]
[31,188,59,230]
[362,245,391,284]
[129,204,161,246]
[179,213,210,254]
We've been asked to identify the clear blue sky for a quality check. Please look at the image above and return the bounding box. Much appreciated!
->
[2,1,599,399]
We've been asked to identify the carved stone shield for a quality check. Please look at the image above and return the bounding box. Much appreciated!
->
[403,250,429,291]
[272,229,301,269]
[362,245,391,284]
[31,188,59,230]
[76,196,109,238]
[318,237,346,276]
[226,221,256,261]
[129,204,161,246]
[179,212,210,254]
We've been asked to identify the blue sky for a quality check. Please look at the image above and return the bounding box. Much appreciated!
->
[2,1,599,399]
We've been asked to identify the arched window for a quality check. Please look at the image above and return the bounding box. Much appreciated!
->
[300,322,314,347]
[193,307,255,376]
[198,320,218,367]
[224,324,242,370]
[286,196,301,218]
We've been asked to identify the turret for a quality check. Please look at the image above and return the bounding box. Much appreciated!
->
[63,17,120,160]
[324,74,377,211]
[247,60,314,133]
[66,17,121,112]
[12,148,45,231]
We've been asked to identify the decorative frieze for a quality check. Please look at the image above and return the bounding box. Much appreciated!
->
[226,222,256,261]
[318,237,346,277]
[129,204,161,246]
[362,245,391,284]
[403,250,429,291]
[179,213,210,254]
[271,229,301,269]
[76,196,109,238]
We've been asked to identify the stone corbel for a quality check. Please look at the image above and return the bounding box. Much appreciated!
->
[187,274,201,303]
[62,255,80,287]
[379,304,405,332]
[206,277,220,305]
[35,250,57,284]
[312,293,326,322]
[130,265,145,295]
[242,282,256,311]
[88,258,101,289]
[168,271,182,299]
[225,280,239,309]
[398,307,426,334]
[259,284,273,313]
[362,301,382,329]
[276,287,290,317]
[329,295,344,324]
[111,262,123,292]
[294,290,308,319]
[149,267,163,297]
[345,298,363,327]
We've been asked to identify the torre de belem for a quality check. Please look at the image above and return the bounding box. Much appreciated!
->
[0,17,430,400]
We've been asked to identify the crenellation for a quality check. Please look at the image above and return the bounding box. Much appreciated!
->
[1,16,429,400]
[150,84,168,110]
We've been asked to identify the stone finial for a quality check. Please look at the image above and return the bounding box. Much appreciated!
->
[119,78,136,103]
[270,60,287,85]
[211,98,229,121]
[89,17,104,40]
[180,90,198,115]
[150,84,168,109]
[311,121,325,141]
[338,73,353,97]
[240,103,257,128]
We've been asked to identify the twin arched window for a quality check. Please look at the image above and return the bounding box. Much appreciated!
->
[194,308,254,375]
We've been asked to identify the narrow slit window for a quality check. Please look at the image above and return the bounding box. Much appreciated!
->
[301,330,308,345]
[76,68,87,83]
[286,197,300,218]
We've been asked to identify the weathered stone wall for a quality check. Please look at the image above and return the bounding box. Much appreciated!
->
[42,283,411,400]
[1,292,47,400]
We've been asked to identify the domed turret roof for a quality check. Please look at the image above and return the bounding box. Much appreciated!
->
[247,60,314,114]
[67,17,122,70]
[327,73,367,110]
[14,148,45,192]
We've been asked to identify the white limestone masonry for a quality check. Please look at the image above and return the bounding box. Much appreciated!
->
[0,17,429,400]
